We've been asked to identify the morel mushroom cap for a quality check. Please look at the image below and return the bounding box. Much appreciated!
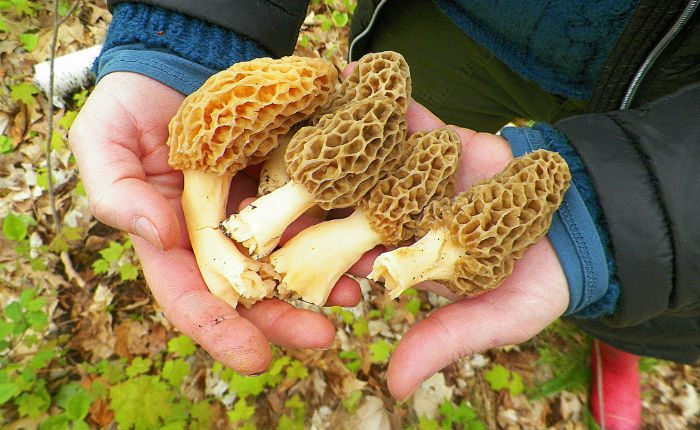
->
[287,96,407,210]
[323,51,411,116]
[360,128,461,245]
[167,56,337,174]
[369,149,572,298]
[221,96,407,259]
[270,128,462,305]
[165,56,336,308]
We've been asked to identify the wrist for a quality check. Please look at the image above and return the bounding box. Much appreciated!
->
[500,124,619,317]
[95,2,271,95]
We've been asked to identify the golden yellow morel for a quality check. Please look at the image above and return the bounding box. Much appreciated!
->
[270,128,462,305]
[369,149,572,298]
[167,55,336,307]
[221,96,407,259]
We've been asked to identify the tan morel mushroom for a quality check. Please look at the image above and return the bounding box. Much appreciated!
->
[316,51,411,119]
[221,96,407,259]
[369,149,572,298]
[167,56,336,307]
[269,128,462,305]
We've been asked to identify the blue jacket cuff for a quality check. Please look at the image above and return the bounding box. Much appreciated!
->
[501,125,618,317]
[94,2,271,95]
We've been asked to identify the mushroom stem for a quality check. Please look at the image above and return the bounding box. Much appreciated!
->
[182,170,276,307]
[221,180,317,259]
[270,210,383,305]
[368,228,465,299]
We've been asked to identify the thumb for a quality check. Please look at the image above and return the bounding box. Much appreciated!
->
[69,111,179,250]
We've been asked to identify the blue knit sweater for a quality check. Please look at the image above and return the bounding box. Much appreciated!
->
[94,1,623,318]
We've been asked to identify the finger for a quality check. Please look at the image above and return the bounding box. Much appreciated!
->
[386,240,568,401]
[132,236,272,374]
[406,99,446,134]
[237,298,336,349]
[348,246,385,277]
[325,275,362,307]
[452,128,514,192]
[342,61,357,79]
[70,108,178,251]
[227,176,259,216]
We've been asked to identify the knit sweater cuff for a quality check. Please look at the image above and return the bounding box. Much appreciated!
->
[501,124,619,317]
[97,2,270,74]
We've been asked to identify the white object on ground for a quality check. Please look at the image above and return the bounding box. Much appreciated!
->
[33,44,103,107]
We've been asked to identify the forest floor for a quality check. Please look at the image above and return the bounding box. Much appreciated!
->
[1,1,698,429]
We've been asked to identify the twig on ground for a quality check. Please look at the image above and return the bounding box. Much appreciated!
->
[45,0,82,233]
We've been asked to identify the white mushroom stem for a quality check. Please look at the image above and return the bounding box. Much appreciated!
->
[221,180,316,259]
[270,210,383,305]
[368,228,466,299]
[258,139,290,196]
[182,169,276,307]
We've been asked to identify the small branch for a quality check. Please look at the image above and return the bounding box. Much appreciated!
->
[60,251,86,288]
[45,0,82,233]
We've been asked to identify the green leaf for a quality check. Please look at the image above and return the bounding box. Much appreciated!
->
[3,212,34,241]
[11,0,36,15]
[352,318,368,337]
[369,339,393,364]
[92,259,110,275]
[126,357,152,377]
[65,388,91,421]
[484,365,510,391]
[109,376,175,430]
[162,359,190,388]
[16,386,51,418]
[118,263,139,281]
[26,310,49,331]
[19,32,38,51]
[417,416,440,430]
[227,398,255,424]
[484,365,524,395]
[99,241,124,263]
[0,320,15,339]
[331,10,349,27]
[59,111,78,130]
[405,298,421,316]
[338,350,361,373]
[50,131,65,151]
[317,14,332,31]
[167,335,196,357]
[341,390,363,412]
[72,420,90,430]
[10,82,40,106]
[5,301,23,322]
[0,135,12,153]
[189,400,212,430]
[228,372,266,398]
[73,90,88,108]
[0,382,21,404]
[38,414,71,430]
[74,180,86,197]
[285,360,308,383]
[0,17,7,32]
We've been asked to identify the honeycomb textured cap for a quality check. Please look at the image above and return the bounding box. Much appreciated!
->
[322,51,411,117]
[424,150,571,295]
[360,128,461,245]
[167,56,337,174]
[285,96,407,210]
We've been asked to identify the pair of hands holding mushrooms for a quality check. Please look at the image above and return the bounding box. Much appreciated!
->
[69,53,570,401]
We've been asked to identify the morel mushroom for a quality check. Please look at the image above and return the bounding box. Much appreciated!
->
[369,149,572,298]
[167,56,336,307]
[319,51,411,117]
[269,128,461,305]
[221,96,407,259]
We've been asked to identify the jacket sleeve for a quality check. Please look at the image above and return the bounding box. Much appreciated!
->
[555,82,700,328]
[107,0,310,57]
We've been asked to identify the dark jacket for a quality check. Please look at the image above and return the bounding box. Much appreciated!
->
[108,0,700,362]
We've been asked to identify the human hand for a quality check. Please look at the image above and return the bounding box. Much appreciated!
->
[352,101,570,401]
[69,72,360,374]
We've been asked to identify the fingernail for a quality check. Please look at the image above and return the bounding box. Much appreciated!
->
[134,217,163,250]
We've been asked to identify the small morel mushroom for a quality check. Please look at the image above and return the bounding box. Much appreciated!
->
[369,149,572,298]
[167,56,336,307]
[270,128,462,305]
[319,50,411,117]
[221,96,407,259]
